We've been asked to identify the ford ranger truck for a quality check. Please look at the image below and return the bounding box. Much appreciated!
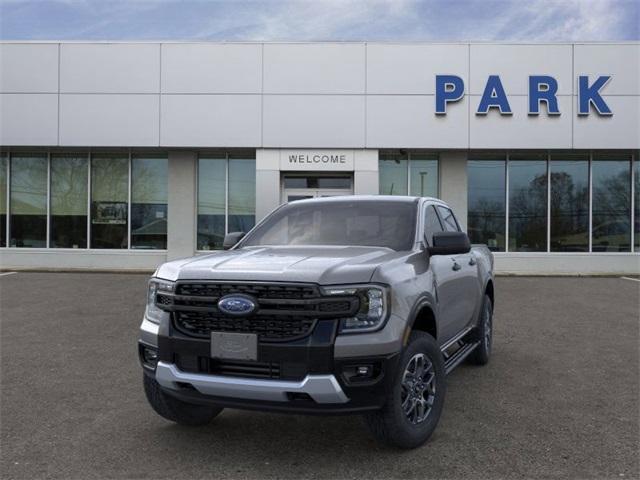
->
[139,196,494,449]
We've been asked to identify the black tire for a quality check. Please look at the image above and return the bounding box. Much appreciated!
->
[143,374,223,426]
[364,331,446,449]
[468,294,493,365]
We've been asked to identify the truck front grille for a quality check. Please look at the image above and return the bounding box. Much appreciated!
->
[163,281,359,342]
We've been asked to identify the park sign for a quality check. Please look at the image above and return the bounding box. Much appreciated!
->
[435,75,613,116]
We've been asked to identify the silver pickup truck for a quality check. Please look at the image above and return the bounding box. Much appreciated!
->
[139,196,494,448]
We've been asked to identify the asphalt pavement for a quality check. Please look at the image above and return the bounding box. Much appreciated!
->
[1,273,638,479]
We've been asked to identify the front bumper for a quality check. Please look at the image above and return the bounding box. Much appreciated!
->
[139,316,400,414]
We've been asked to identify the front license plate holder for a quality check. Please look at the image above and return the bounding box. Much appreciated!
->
[211,332,258,361]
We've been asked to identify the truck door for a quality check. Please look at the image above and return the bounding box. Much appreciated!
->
[424,204,467,343]
[435,205,482,334]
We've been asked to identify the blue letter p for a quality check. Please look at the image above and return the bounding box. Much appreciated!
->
[435,75,464,115]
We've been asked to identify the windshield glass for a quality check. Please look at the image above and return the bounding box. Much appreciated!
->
[240,200,417,251]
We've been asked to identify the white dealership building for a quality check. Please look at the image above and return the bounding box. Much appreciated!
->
[0,41,638,274]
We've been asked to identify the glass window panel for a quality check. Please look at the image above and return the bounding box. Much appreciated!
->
[467,159,506,251]
[91,154,128,249]
[50,154,88,248]
[0,154,6,247]
[635,156,639,251]
[131,155,168,250]
[10,154,47,248]
[379,151,408,195]
[508,154,548,252]
[198,157,226,250]
[424,205,444,246]
[228,157,256,234]
[549,155,589,252]
[409,155,438,197]
[592,154,631,252]
[437,205,460,232]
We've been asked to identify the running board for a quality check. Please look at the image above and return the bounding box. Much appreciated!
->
[443,340,481,375]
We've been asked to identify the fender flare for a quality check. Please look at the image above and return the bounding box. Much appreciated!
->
[402,295,438,346]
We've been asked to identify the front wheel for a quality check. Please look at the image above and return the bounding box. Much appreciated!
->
[143,374,223,426]
[364,331,446,449]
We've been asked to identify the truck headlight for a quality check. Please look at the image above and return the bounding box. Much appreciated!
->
[323,285,389,334]
[145,278,174,324]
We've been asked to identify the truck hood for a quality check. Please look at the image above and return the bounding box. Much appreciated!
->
[155,246,406,285]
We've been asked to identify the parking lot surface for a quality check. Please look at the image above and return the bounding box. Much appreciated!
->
[1,273,638,479]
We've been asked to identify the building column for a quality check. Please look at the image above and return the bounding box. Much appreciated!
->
[255,149,281,222]
[439,151,468,231]
[354,149,379,194]
[167,150,197,260]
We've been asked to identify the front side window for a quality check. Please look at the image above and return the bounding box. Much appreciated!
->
[424,205,444,246]
[10,154,47,248]
[549,154,589,252]
[50,154,88,248]
[436,205,460,232]
[242,200,417,251]
[91,155,128,249]
[131,155,168,249]
[508,154,548,252]
[592,154,631,252]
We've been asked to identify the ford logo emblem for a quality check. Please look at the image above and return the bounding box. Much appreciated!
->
[217,294,257,316]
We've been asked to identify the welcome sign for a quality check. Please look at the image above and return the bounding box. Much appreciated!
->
[279,150,355,171]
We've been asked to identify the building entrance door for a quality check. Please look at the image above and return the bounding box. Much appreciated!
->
[281,174,353,203]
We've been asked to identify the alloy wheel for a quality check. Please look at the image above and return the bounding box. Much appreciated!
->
[400,353,436,424]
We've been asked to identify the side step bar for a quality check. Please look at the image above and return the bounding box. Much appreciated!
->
[442,338,481,375]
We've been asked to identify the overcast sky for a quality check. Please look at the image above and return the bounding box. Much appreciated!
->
[0,0,638,41]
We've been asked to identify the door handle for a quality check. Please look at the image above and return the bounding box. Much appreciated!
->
[469,257,477,266]
[452,262,461,271]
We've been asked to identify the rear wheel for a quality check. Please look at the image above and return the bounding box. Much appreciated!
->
[468,294,493,365]
[364,331,446,449]
[143,374,223,426]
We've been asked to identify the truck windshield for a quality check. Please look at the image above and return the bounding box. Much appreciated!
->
[240,200,417,251]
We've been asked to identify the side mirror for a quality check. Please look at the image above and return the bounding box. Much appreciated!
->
[428,231,471,256]
[223,231,246,250]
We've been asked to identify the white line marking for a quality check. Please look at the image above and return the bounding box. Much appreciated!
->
[0,272,17,277]
[621,277,640,283]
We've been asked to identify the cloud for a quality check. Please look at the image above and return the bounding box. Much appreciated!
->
[0,0,637,41]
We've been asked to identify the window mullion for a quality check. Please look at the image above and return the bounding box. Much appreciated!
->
[127,150,132,250]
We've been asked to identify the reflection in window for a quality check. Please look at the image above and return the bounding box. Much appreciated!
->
[409,155,438,197]
[131,155,168,249]
[508,155,547,252]
[50,155,88,248]
[437,206,460,232]
[379,151,408,195]
[228,156,256,233]
[0,154,6,247]
[10,154,47,247]
[550,155,589,252]
[592,154,631,252]
[91,155,128,249]
[467,158,506,251]
[635,158,639,251]
[197,157,226,250]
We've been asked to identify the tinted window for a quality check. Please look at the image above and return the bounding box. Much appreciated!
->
[508,155,548,252]
[436,206,460,232]
[50,154,88,248]
[550,155,589,252]
[10,154,47,248]
[242,200,417,251]
[379,151,408,195]
[409,155,438,197]
[197,156,226,250]
[0,154,6,247]
[592,155,631,252]
[91,154,128,249]
[467,158,506,251]
[424,205,444,245]
[131,155,168,250]
[228,157,256,233]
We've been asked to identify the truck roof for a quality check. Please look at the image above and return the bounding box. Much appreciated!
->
[286,195,443,204]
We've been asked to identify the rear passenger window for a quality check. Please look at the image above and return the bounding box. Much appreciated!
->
[424,205,444,245]
[436,206,460,232]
